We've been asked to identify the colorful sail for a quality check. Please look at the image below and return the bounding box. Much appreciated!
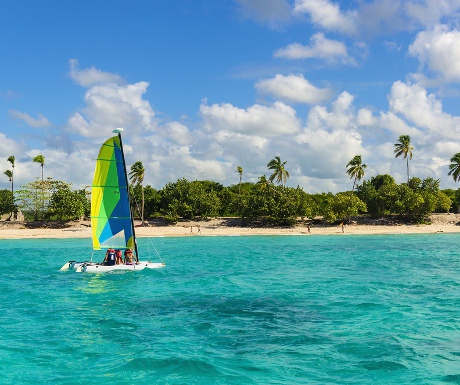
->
[91,135,134,250]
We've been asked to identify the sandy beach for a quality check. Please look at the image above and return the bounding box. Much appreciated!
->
[1,214,460,239]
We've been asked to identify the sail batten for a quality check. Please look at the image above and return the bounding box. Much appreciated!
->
[91,135,134,251]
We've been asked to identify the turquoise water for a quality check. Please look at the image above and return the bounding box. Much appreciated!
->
[1,234,460,384]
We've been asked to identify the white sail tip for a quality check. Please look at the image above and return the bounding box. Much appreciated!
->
[113,127,124,134]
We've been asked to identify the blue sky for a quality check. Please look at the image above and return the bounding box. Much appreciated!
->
[2,0,460,193]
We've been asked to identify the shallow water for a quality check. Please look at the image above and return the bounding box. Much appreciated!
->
[1,234,460,384]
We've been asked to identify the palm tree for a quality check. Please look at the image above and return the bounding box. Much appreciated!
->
[7,156,15,192]
[235,166,243,195]
[346,155,367,193]
[4,170,12,191]
[267,156,290,186]
[129,161,145,226]
[394,135,413,183]
[256,175,269,191]
[3,170,13,220]
[448,153,460,182]
[33,154,45,181]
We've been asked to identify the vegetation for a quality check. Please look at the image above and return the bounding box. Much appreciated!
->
[346,155,367,193]
[267,156,290,186]
[129,161,145,226]
[33,154,45,181]
[0,189,15,217]
[4,170,12,191]
[7,155,15,191]
[448,153,460,182]
[2,134,460,226]
[394,135,414,183]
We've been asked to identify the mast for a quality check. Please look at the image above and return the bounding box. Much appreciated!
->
[113,128,140,262]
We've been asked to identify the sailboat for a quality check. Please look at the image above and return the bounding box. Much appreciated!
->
[60,128,165,273]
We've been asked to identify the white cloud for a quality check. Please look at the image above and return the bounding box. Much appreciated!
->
[69,59,123,87]
[6,57,460,194]
[255,74,332,104]
[404,0,460,27]
[357,108,378,126]
[294,0,357,34]
[274,33,355,65]
[67,81,156,138]
[0,134,24,175]
[387,80,460,139]
[165,121,193,146]
[9,110,51,128]
[199,100,301,137]
[409,25,460,82]
[379,110,421,138]
[293,92,368,181]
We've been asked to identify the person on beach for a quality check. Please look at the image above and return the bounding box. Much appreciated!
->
[124,249,135,264]
[307,223,311,234]
[341,222,345,233]
[190,226,193,234]
[197,225,201,234]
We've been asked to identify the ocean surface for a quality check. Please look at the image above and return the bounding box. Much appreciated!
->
[1,233,460,384]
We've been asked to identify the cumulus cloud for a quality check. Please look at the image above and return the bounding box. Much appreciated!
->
[290,92,368,181]
[357,108,378,127]
[404,0,460,27]
[0,134,23,163]
[9,110,51,127]
[70,59,123,87]
[165,121,193,146]
[409,25,460,83]
[199,100,301,137]
[294,0,357,34]
[274,33,355,65]
[6,53,460,194]
[255,74,332,104]
[387,80,460,139]
[67,81,156,138]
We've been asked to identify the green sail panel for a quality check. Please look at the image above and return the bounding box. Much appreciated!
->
[91,135,134,250]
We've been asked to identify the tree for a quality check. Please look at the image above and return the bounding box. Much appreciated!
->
[394,135,413,183]
[33,155,45,181]
[129,161,145,225]
[159,178,222,222]
[49,186,87,220]
[235,166,243,194]
[0,189,15,217]
[4,170,12,191]
[267,156,290,186]
[257,175,270,191]
[235,166,243,214]
[346,155,367,193]
[322,192,367,223]
[16,178,67,220]
[448,153,460,182]
[7,155,15,192]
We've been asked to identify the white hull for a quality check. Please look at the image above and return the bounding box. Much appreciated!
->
[77,261,166,273]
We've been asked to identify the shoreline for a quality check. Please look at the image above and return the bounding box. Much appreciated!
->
[1,214,460,239]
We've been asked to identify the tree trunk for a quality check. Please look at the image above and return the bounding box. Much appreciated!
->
[406,158,410,183]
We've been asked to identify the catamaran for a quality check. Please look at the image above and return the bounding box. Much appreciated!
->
[60,128,165,273]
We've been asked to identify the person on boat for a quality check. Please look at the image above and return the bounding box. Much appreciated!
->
[103,248,116,266]
[124,249,135,265]
[115,249,123,265]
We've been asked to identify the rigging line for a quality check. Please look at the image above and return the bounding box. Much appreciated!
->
[130,186,143,219]
[147,237,164,263]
